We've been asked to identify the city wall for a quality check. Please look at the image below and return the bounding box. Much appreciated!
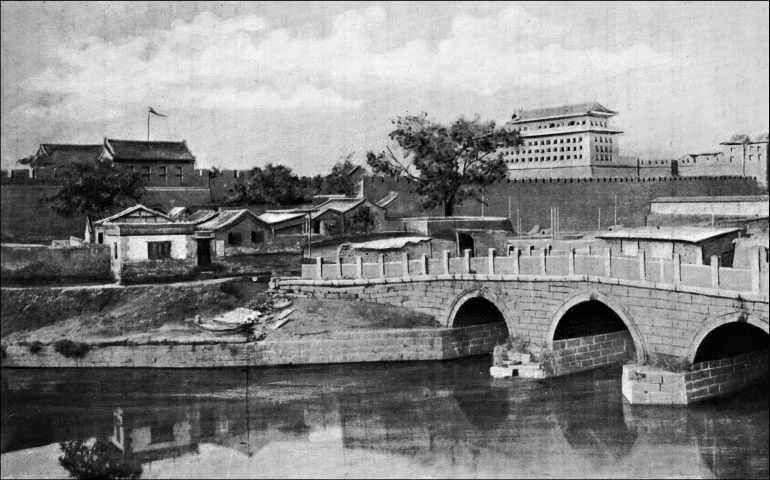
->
[1,243,111,284]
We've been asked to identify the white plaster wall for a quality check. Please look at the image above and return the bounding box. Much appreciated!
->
[651,201,768,217]
[124,234,191,261]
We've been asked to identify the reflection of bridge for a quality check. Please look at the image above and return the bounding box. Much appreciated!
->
[274,247,769,405]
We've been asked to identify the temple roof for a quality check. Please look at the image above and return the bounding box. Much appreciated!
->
[509,102,617,123]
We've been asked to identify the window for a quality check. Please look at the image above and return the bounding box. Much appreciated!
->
[150,420,176,444]
[97,233,103,244]
[175,166,184,184]
[142,166,151,181]
[147,241,171,260]
[228,232,242,245]
[251,231,264,243]
[158,166,168,184]
[113,243,118,259]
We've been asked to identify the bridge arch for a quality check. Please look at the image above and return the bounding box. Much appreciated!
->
[546,291,647,364]
[686,311,769,364]
[446,288,513,332]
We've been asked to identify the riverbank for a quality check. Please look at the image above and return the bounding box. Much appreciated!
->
[1,278,506,368]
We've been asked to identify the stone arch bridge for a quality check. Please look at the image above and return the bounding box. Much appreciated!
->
[272,247,769,405]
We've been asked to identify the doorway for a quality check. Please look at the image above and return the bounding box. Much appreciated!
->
[197,239,211,267]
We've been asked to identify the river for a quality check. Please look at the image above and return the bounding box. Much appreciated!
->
[1,357,767,479]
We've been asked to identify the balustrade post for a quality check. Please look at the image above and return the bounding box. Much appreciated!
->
[540,248,548,275]
[659,257,666,283]
[710,255,720,289]
[604,248,612,277]
[568,247,575,276]
[512,248,521,275]
[315,257,323,279]
[673,253,681,284]
[443,251,451,275]
[402,253,410,277]
[463,249,472,274]
[488,248,496,275]
[638,250,646,282]
[750,247,761,294]
[421,254,428,275]
[356,256,363,279]
[378,254,386,278]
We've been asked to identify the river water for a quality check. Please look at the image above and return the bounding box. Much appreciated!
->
[1,357,767,479]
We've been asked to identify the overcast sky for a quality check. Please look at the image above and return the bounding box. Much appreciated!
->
[2,1,768,175]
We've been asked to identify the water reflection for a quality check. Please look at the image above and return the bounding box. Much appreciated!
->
[1,359,767,479]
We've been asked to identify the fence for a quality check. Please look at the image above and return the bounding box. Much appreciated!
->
[298,246,769,298]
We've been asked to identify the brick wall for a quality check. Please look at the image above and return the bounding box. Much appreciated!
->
[1,243,111,284]
[1,323,507,368]
[546,330,635,376]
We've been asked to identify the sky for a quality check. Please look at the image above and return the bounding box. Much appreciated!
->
[1,1,768,176]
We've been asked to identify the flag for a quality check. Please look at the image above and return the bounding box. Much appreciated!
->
[148,107,167,117]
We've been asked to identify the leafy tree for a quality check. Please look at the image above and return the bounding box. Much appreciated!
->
[48,162,144,222]
[366,113,519,216]
[351,206,375,234]
[225,163,305,205]
[321,152,358,196]
[59,439,142,479]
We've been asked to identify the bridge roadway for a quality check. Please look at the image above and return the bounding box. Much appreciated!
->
[272,247,769,405]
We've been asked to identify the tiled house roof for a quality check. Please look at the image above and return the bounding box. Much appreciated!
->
[751,133,768,143]
[720,134,751,145]
[510,101,617,123]
[196,209,267,232]
[101,139,195,162]
[35,144,103,167]
[94,205,172,225]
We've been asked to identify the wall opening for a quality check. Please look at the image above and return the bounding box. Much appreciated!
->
[553,300,627,340]
[453,298,506,328]
[693,323,769,363]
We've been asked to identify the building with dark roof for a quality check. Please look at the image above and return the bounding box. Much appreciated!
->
[33,144,103,168]
[677,133,768,186]
[98,138,204,187]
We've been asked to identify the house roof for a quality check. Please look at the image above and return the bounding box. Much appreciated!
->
[311,197,378,219]
[347,236,432,251]
[196,209,266,231]
[258,211,306,224]
[376,191,399,208]
[167,206,189,218]
[103,139,195,162]
[94,204,172,225]
[651,195,769,204]
[720,134,751,145]
[185,209,218,224]
[36,144,102,166]
[751,133,768,143]
[598,226,741,243]
[509,101,617,123]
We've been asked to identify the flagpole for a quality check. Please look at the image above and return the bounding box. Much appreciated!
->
[147,109,150,142]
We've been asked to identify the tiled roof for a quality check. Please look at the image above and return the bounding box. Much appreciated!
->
[598,226,741,243]
[720,134,751,145]
[258,211,306,224]
[510,102,617,123]
[751,133,768,143]
[36,144,102,166]
[94,205,172,225]
[185,209,218,224]
[311,198,367,219]
[196,210,264,231]
[103,139,195,162]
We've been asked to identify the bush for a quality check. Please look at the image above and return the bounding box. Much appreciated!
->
[53,339,90,359]
[27,341,44,354]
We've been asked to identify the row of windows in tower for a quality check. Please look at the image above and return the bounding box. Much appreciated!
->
[520,137,582,147]
[506,145,583,156]
[507,154,585,163]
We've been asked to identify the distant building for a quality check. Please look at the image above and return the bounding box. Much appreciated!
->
[501,101,624,179]
[99,138,201,187]
[677,133,768,187]
[598,226,741,267]
[32,144,102,168]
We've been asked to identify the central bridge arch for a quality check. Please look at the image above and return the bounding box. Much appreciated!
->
[686,311,769,364]
[547,291,647,364]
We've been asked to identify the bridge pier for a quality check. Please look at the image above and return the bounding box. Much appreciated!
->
[622,350,769,405]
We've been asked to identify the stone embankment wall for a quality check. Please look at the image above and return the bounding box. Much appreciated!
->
[622,349,769,405]
[0,323,507,368]
[546,330,635,376]
[1,243,111,284]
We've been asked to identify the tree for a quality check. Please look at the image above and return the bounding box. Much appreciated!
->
[48,162,144,221]
[59,439,142,479]
[321,152,357,196]
[366,113,519,216]
[350,206,375,233]
[225,163,305,206]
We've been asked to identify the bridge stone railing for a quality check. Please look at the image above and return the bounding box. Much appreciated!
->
[296,246,769,299]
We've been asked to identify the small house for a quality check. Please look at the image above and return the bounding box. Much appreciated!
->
[311,197,385,235]
[195,209,273,256]
[598,226,741,266]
